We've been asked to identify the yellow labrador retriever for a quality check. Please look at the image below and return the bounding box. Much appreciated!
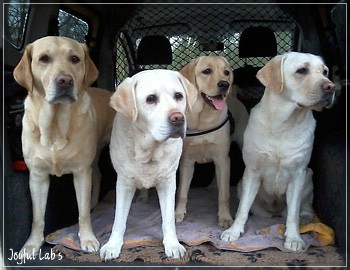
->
[175,56,236,228]
[221,52,336,252]
[100,70,197,260]
[13,36,115,255]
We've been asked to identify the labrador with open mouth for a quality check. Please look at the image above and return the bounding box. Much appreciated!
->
[175,56,238,228]
[100,69,197,260]
[13,36,115,255]
[220,52,336,252]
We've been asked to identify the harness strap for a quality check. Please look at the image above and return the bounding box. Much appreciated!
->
[186,111,235,137]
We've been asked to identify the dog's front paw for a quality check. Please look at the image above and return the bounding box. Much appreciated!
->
[20,247,38,257]
[284,236,305,252]
[100,241,123,261]
[80,235,100,253]
[164,241,186,259]
[175,212,186,223]
[175,208,186,223]
[220,226,243,242]
[20,238,44,257]
[218,215,234,228]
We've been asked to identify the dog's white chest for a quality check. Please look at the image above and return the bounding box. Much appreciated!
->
[185,137,216,163]
[111,134,182,190]
[184,122,230,164]
[29,152,70,176]
[250,129,314,197]
[118,158,180,190]
[258,156,291,196]
[23,130,96,177]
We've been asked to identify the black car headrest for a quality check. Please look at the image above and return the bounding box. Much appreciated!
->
[137,35,172,65]
[239,27,277,58]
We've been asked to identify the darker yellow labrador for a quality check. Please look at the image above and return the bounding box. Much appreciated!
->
[13,36,115,255]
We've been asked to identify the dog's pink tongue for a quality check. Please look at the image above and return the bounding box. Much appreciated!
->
[211,96,225,110]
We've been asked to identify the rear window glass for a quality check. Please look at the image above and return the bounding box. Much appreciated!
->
[58,9,89,43]
[4,2,30,49]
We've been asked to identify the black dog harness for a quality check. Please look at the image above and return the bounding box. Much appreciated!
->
[186,111,235,137]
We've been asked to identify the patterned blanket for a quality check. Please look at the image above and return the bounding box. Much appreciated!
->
[46,187,334,256]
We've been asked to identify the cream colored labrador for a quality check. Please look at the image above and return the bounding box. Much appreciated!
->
[100,69,197,260]
[13,36,115,255]
[175,56,243,228]
[221,52,336,252]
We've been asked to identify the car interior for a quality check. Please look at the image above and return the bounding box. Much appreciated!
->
[1,1,347,268]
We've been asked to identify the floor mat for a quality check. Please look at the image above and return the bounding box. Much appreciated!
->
[53,244,344,266]
[46,187,342,266]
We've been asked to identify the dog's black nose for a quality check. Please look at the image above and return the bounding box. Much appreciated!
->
[55,74,73,89]
[217,80,229,92]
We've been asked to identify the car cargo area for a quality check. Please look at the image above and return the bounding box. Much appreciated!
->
[2,1,347,268]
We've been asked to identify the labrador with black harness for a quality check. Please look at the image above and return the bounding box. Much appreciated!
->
[175,56,239,228]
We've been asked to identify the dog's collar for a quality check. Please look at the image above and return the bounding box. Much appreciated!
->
[186,111,235,137]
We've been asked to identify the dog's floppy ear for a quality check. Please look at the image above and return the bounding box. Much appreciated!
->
[256,54,286,94]
[180,57,201,86]
[178,73,198,111]
[110,77,138,122]
[82,44,99,86]
[13,43,33,92]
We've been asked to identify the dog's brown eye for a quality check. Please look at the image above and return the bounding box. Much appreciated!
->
[70,56,80,64]
[39,55,50,63]
[296,67,308,75]
[146,94,158,104]
[202,68,212,75]
[174,92,183,101]
[224,70,230,76]
[323,69,328,76]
